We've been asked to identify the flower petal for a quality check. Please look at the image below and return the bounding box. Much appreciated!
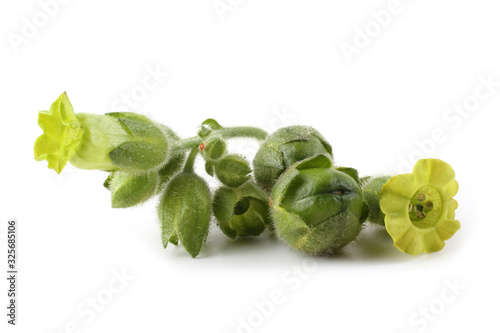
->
[380,193,410,216]
[413,158,456,187]
[392,227,424,255]
[381,173,417,199]
[422,230,445,253]
[384,215,412,242]
[34,93,83,174]
[435,219,461,241]
[441,180,459,201]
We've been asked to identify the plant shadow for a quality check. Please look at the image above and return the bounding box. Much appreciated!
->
[199,224,415,264]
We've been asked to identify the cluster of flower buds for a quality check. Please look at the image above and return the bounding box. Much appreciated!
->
[35,93,460,258]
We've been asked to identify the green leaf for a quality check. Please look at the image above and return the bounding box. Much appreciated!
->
[214,154,251,188]
[158,173,212,258]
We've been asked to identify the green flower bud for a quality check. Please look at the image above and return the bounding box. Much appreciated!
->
[213,182,271,239]
[200,136,226,160]
[253,126,332,192]
[34,93,170,174]
[109,171,158,208]
[158,173,212,258]
[270,154,364,255]
[197,118,223,138]
[214,154,251,188]
[362,176,391,225]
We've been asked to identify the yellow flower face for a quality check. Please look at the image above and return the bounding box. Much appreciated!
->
[34,92,83,174]
[380,159,460,255]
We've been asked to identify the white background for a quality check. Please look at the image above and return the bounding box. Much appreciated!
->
[1,1,499,332]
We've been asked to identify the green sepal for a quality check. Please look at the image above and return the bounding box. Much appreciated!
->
[271,207,310,250]
[202,118,223,130]
[213,182,271,239]
[103,173,113,190]
[198,118,223,138]
[252,147,283,192]
[157,152,186,188]
[109,141,168,172]
[295,154,333,170]
[105,113,169,173]
[336,167,360,185]
[158,173,212,258]
[214,154,251,188]
[270,154,364,254]
[360,176,372,186]
[362,176,391,225]
[110,171,158,208]
[156,125,185,190]
[201,136,226,160]
[253,126,333,192]
[205,160,215,177]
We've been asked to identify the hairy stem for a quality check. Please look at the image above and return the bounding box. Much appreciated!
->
[172,126,268,152]
[183,148,199,173]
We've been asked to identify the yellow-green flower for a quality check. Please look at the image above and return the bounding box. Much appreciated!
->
[380,159,460,255]
[34,93,171,174]
[34,92,83,173]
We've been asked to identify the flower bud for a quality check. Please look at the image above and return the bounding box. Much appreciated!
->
[213,182,271,239]
[253,126,332,192]
[158,172,212,258]
[214,154,251,188]
[197,118,223,138]
[200,136,226,160]
[34,93,170,174]
[362,176,391,225]
[109,171,158,208]
[270,154,364,254]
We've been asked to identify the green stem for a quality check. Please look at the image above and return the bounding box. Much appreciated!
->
[183,148,198,173]
[214,127,268,141]
[172,126,268,152]
[174,136,204,151]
